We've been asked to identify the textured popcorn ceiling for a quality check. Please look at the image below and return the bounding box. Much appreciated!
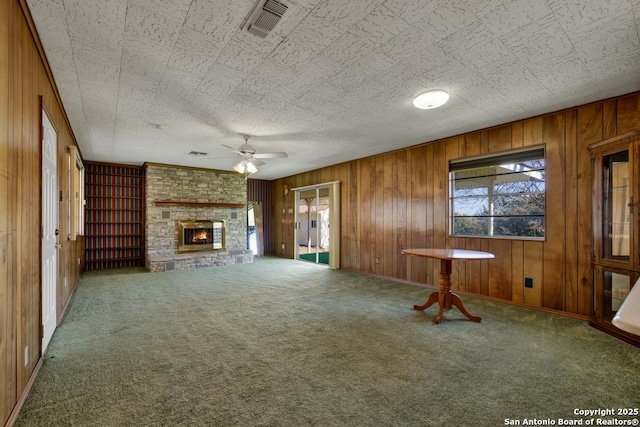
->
[26,0,640,179]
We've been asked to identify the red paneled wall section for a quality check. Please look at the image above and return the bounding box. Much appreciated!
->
[247,178,272,255]
[84,162,145,270]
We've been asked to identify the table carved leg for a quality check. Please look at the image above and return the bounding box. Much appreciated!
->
[413,259,482,323]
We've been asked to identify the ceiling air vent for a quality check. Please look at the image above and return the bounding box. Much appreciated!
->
[188,151,207,156]
[248,0,288,38]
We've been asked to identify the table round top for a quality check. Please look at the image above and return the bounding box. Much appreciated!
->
[401,248,495,260]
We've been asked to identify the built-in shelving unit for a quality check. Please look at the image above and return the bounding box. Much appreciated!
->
[85,162,145,270]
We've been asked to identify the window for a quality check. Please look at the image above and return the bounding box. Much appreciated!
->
[449,146,545,239]
[69,146,85,240]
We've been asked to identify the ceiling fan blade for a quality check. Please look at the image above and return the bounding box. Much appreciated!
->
[248,159,265,167]
[254,152,288,159]
[221,144,242,155]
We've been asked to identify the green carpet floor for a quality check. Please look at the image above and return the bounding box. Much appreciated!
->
[16,257,640,426]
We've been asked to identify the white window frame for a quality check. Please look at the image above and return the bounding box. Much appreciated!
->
[449,145,546,240]
[69,146,85,240]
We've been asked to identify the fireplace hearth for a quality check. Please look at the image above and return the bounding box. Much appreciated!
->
[178,220,225,253]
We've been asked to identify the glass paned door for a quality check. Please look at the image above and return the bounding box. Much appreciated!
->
[589,133,640,346]
[295,185,330,265]
[603,270,632,322]
[601,150,630,262]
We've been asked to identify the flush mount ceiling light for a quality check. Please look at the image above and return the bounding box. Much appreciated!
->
[413,90,449,109]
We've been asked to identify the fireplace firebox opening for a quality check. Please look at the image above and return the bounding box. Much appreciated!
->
[178,220,225,253]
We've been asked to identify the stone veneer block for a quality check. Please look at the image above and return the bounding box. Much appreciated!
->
[145,163,253,271]
[145,250,254,272]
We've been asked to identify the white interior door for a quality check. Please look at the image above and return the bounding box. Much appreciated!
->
[41,110,58,353]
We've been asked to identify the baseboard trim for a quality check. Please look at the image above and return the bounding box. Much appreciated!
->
[5,277,77,427]
[57,283,78,325]
[453,288,590,321]
[4,357,43,427]
[350,268,591,322]
[589,320,640,348]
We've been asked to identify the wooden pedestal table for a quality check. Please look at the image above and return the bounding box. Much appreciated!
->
[401,248,495,324]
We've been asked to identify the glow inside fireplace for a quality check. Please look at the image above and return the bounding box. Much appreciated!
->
[178,220,225,252]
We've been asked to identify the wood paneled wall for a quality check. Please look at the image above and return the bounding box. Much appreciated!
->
[1,1,84,425]
[271,92,640,318]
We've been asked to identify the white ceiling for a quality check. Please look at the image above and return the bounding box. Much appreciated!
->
[26,0,640,180]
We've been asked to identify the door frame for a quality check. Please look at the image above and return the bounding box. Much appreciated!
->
[247,201,264,257]
[292,181,340,268]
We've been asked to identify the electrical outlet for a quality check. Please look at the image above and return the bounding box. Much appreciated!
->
[375,258,380,264]
[525,277,533,288]
[281,244,285,250]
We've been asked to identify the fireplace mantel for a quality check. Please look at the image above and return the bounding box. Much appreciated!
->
[154,201,245,208]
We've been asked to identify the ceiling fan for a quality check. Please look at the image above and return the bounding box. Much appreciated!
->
[222,136,288,175]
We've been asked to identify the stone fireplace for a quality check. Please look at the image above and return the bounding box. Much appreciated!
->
[144,163,253,272]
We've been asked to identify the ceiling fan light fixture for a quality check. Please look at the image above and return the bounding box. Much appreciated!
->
[224,136,287,175]
[233,160,258,174]
[413,90,449,109]
[246,162,258,174]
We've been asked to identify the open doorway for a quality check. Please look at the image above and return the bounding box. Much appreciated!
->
[247,202,264,257]
[293,181,340,268]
